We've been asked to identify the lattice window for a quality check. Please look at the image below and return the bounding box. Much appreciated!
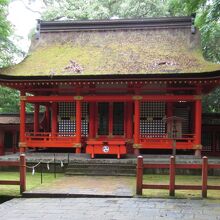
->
[215,132,220,152]
[140,102,166,137]
[174,107,190,134]
[58,102,88,136]
[202,132,213,152]
[81,102,88,136]
[113,103,124,135]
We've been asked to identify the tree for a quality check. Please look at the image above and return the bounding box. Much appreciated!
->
[0,0,11,67]
[42,0,169,20]
[0,86,19,113]
[168,0,220,62]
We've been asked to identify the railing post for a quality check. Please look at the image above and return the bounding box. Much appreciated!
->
[202,156,208,198]
[20,153,26,194]
[169,156,175,196]
[136,155,143,195]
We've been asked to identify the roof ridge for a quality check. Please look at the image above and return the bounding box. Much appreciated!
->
[38,16,194,33]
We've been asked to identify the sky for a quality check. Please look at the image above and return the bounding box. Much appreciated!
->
[7,0,45,57]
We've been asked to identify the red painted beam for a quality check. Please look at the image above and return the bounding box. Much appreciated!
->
[0,180,20,185]
[75,100,81,153]
[175,185,201,190]
[134,100,140,146]
[194,99,202,148]
[20,91,26,153]
[142,184,169,190]
[25,95,198,102]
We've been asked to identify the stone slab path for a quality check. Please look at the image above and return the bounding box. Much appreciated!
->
[23,176,135,197]
[0,197,220,220]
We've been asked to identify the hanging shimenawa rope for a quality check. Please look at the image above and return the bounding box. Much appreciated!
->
[26,159,64,175]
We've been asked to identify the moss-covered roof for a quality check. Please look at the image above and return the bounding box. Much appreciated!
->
[1,18,220,77]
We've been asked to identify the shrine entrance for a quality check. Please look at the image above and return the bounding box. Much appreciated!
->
[87,102,127,158]
[97,102,125,137]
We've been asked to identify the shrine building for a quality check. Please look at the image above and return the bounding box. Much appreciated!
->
[0,16,220,158]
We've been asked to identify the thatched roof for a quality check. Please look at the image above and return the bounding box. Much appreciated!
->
[0,17,220,78]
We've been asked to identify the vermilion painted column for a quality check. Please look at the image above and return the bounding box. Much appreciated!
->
[89,103,95,138]
[19,91,26,153]
[94,103,98,137]
[75,100,81,153]
[134,99,140,155]
[34,103,39,134]
[194,98,202,157]
[51,103,57,136]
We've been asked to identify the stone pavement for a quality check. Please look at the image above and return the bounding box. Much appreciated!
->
[23,176,134,197]
[0,197,220,220]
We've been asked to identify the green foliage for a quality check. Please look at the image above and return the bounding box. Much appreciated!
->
[42,0,169,20]
[0,86,34,113]
[168,0,220,63]
[0,86,19,113]
[202,87,220,113]
[0,0,23,68]
[0,0,11,67]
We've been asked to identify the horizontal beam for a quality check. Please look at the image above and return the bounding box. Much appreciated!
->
[175,185,201,190]
[0,180,20,185]
[142,184,169,189]
[25,95,198,102]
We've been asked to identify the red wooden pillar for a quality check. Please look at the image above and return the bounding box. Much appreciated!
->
[20,153,26,193]
[19,92,26,153]
[89,102,95,138]
[134,98,141,155]
[136,155,143,195]
[75,99,82,153]
[169,156,175,196]
[51,102,58,136]
[194,98,202,157]
[34,103,39,134]
[202,156,208,198]
[94,103,98,137]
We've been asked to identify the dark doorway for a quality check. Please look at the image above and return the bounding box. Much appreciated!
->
[4,132,13,150]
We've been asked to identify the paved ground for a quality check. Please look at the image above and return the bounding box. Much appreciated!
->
[0,197,220,220]
[24,176,134,197]
[2,152,220,164]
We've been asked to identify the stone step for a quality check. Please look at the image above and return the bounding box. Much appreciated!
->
[65,163,136,176]
[67,163,136,169]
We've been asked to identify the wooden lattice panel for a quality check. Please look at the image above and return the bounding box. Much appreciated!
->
[58,102,88,136]
[81,102,88,136]
[140,102,166,137]
[58,102,76,136]
[113,103,124,135]
[215,133,220,152]
[174,107,190,134]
